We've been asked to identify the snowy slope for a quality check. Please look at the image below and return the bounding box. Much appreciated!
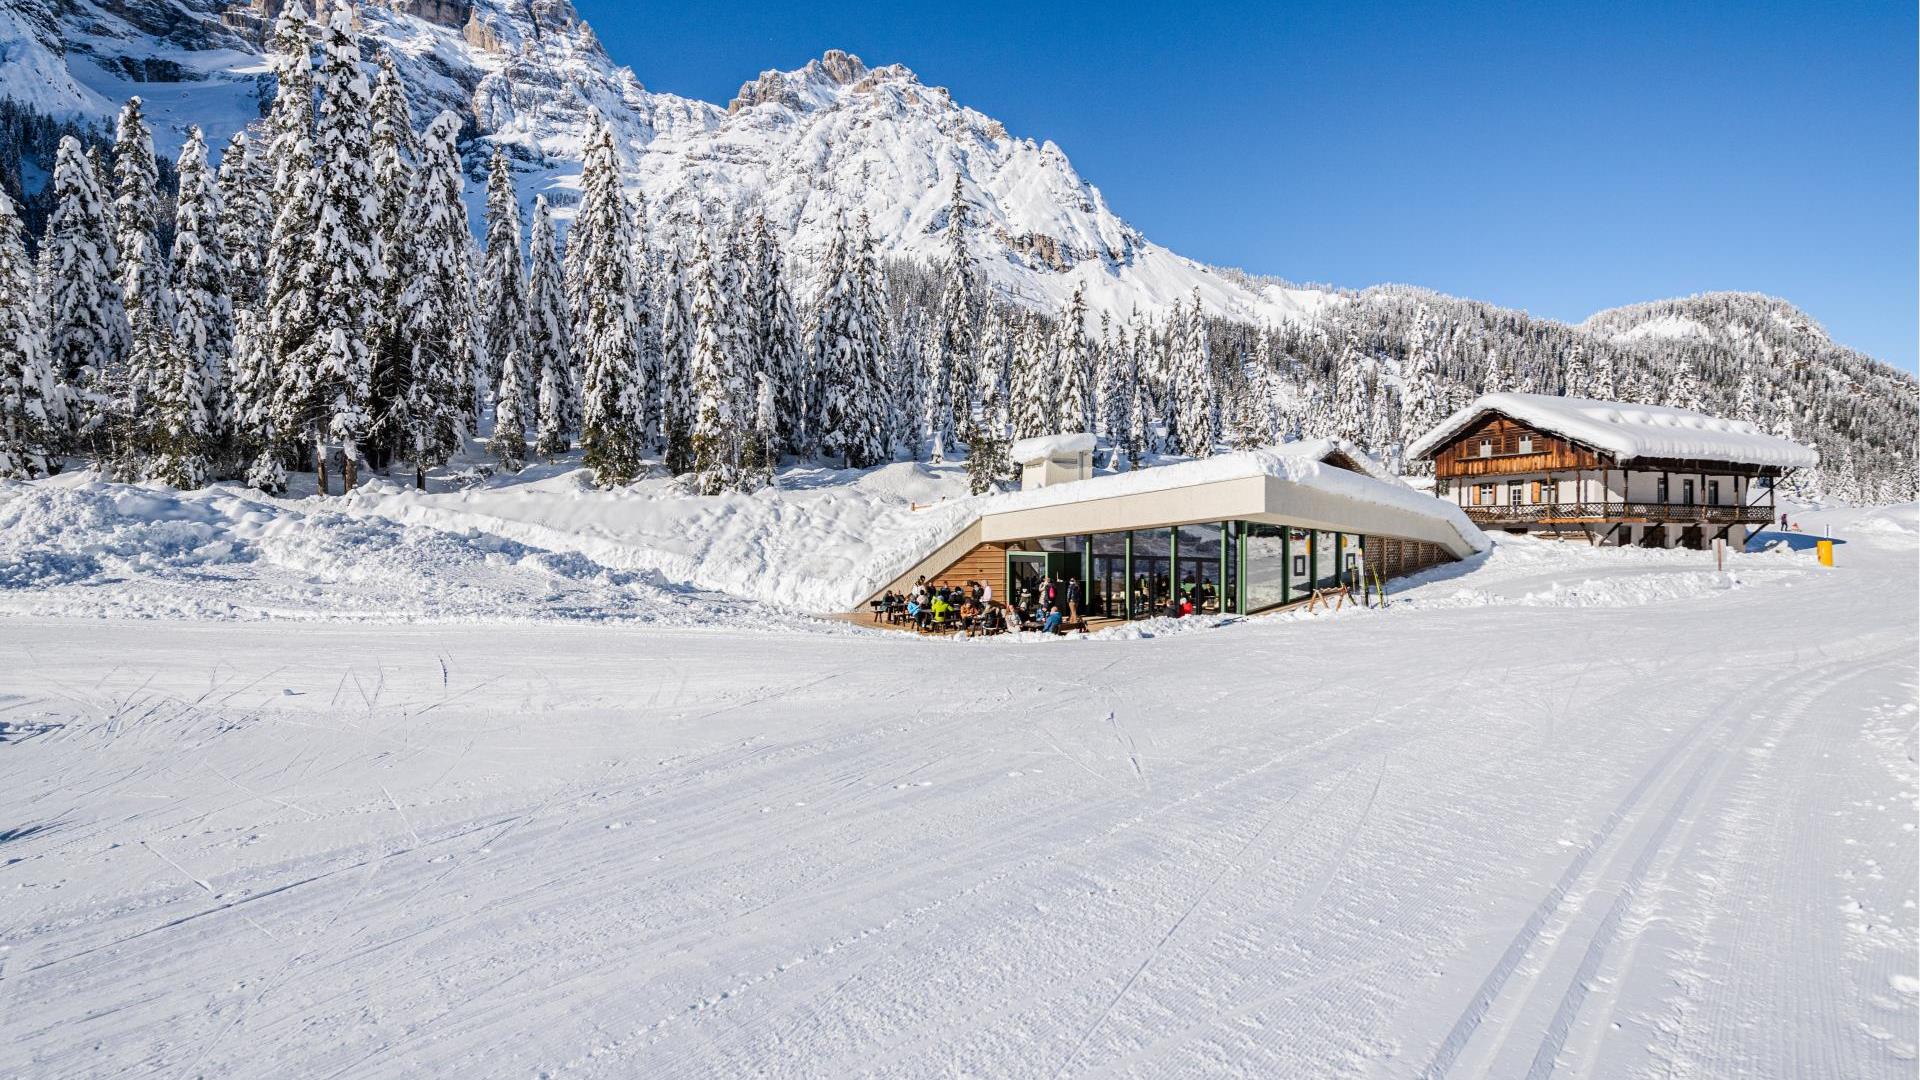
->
[0,505,1911,1076]
[0,0,1339,326]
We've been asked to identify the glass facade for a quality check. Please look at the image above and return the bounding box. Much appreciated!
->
[1314,530,1338,590]
[1006,521,1369,621]
[1089,532,1127,620]
[1130,528,1172,617]
[1243,523,1288,612]
[1174,524,1222,613]
[1287,527,1313,597]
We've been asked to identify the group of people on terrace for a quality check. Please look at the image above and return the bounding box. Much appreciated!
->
[874,579,1010,635]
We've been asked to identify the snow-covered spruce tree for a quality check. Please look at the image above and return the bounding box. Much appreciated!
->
[1099,316,1136,466]
[1176,291,1215,457]
[1152,314,1179,454]
[1252,323,1281,444]
[560,111,605,333]
[1561,343,1592,399]
[1618,361,1656,405]
[217,131,270,319]
[526,196,573,458]
[1399,310,1443,453]
[931,173,976,457]
[749,213,802,457]
[1125,356,1149,468]
[741,370,778,491]
[656,242,693,473]
[1331,341,1370,446]
[0,188,56,479]
[481,146,530,428]
[117,229,175,473]
[1733,362,1764,425]
[228,310,281,490]
[852,214,896,459]
[813,217,889,468]
[1224,356,1266,452]
[111,98,164,308]
[1588,347,1617,400]
[398,111,476,489]
[627,191,658,446]
[150,127,230,488]
[1481,348,1510,395]
[44,136,124,450]
[303,3,379,491]
[964,309,1012,494]
[574,121,645,487]
[1058,281,1094,434]
[721,218,756,418]
[366,48,418,470]
[1665,355,1706,412]
[260,0,319,489]
[488,347,528,472]
[1010,313,1052,440]
[688,232,742,494]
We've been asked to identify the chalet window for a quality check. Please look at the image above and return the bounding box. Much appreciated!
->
[1478,440,1492,458]
[1517,436,1533,454]
[1707,480,1720,505]
[1682,479,1695,505]
[1656,476,1669,503]
[1508,481,1524,505]
[1477,484,1493,506]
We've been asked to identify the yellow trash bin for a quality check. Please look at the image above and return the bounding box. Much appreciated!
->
[1816,539,1834,566]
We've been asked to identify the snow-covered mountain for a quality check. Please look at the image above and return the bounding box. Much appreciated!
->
[0,0,1338,325]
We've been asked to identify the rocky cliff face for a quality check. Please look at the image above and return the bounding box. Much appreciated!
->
[0,0,1332,325]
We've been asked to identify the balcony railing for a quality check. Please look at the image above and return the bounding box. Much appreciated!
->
[1461,501,1774,526]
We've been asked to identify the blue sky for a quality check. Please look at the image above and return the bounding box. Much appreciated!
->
[579,1,1918,370]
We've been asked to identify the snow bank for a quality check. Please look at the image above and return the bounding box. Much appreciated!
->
[330,463,984,613]
[0,479,855,629]
[1406,392,1819,469]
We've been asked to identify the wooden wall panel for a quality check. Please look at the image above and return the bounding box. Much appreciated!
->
[917,541,1011,602]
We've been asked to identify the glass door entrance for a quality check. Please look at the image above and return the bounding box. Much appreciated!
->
[1129,527,1171,617]
[1007,552,1047,613]
[1090,540,1126,619]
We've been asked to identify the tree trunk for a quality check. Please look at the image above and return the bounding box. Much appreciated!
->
[415,462,426,491]
[342,449,358,492]
[314,436,330,497]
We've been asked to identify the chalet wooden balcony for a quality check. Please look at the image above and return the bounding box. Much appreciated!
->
[1462,501,1775,527]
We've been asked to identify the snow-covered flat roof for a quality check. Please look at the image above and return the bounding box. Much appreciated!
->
[1010,433,1097,464]
[1407,392,1819,470]
[979,439,1489,556]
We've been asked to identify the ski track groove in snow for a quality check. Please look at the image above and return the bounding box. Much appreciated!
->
[1424,646,1887,1079]
[0,506,1913,1077]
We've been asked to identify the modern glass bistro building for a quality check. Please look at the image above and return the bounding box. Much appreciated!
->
[859,440,1488,620]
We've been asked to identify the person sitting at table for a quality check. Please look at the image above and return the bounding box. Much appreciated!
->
[1041,603,1065,635]
[929,590,952,629]
[980,604,1004,633]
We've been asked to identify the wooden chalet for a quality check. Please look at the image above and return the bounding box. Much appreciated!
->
[1407,393,1818,549]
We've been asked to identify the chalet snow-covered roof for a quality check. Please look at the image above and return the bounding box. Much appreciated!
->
[1406,393,1819,470]
[1010,433,1097,464]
